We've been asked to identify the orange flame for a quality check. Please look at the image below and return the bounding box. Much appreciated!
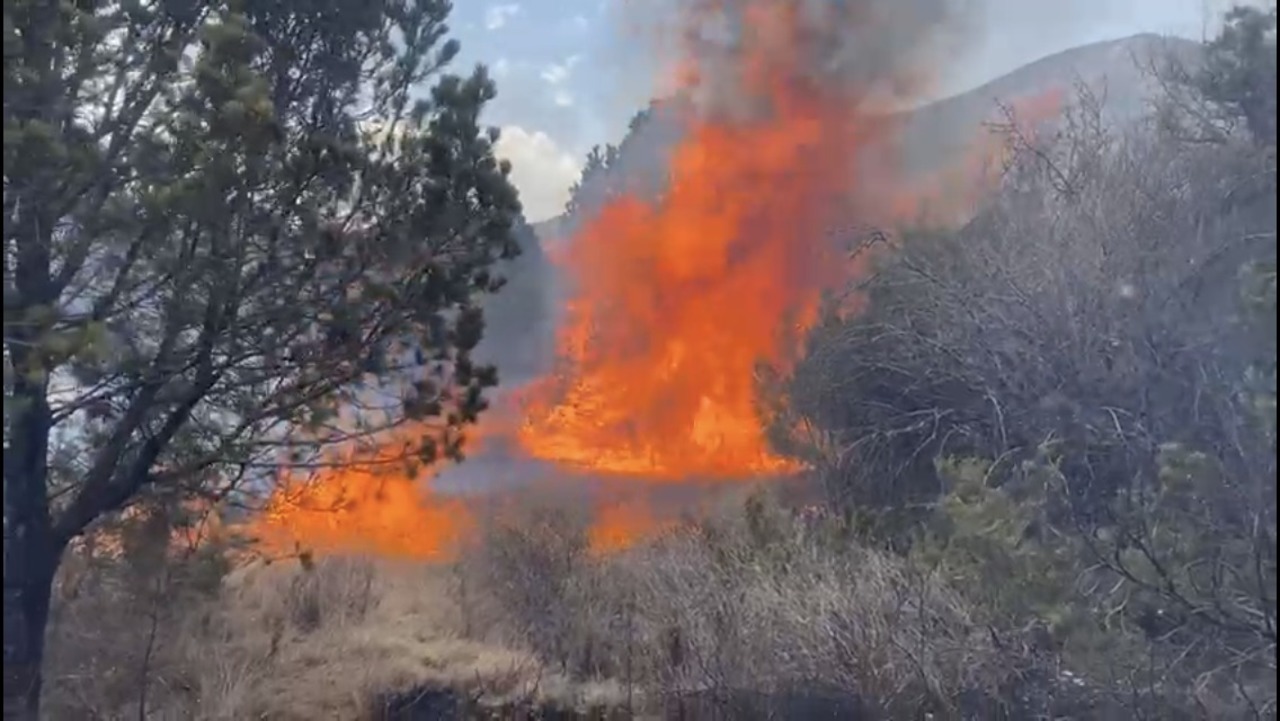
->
[249,427,476,562]
[516,0,903,481]
[587,495,679,554]
[67,499,230,562]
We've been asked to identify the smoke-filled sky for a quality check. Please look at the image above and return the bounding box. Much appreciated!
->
[447,0,1264,222]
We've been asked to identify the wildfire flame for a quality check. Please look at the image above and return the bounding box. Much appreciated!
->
[516,0,907,480]
[250,427,476,561]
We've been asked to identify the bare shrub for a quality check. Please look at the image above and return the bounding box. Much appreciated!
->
[776,42,1276,718]
[461,488,1066,719]
[786,78,1274,518]
[279,554,380,634]
[453,500,619,678]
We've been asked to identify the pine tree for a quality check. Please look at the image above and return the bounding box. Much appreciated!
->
[2,1,522,716]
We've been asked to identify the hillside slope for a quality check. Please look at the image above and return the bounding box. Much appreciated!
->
[897,33,1199,176]
[536,33,1201,243]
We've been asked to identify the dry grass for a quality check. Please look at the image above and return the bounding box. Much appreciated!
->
[43,543,627,720]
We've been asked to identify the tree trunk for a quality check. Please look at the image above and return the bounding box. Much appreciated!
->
[4,367,58,721]
[2,520,57,721]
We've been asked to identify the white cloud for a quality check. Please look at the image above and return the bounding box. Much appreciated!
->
[492,57,511,78]
[552,89,575,107]
[539,54,582,85]
[484,3,521,30]
[569,14,590,31]
[493,125,582,223]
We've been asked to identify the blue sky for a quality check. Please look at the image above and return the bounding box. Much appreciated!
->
[443,0,1264,221]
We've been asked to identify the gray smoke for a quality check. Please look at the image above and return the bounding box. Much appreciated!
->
[677,0,982,119]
